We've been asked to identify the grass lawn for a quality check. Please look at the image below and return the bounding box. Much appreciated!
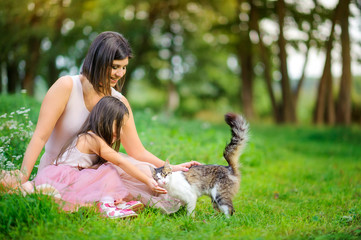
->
[0,95,360,239]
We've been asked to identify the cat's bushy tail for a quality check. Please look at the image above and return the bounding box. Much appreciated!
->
[223,113,249,177]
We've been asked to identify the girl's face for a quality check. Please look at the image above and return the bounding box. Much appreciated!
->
[110,58,129,87]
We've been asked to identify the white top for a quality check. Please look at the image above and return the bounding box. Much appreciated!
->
[38,75,123,170]
[55,138,98,168]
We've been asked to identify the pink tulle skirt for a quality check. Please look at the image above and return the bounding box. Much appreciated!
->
[35,153,182,214]
[33,163,129,210]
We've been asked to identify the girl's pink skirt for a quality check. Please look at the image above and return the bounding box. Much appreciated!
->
[35,153,182,214]
[33,163,129,210]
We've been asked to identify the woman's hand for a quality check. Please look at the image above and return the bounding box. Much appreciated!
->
[147,178,167,194]
[171,160,202,172]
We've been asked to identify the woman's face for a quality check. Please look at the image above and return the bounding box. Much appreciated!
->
[110,58,129,87]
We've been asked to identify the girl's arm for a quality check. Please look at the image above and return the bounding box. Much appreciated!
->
[119,96,200,171]
[84,134,167,194]
[19,76,73,183]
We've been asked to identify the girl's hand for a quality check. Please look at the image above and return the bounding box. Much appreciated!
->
[147,178,167,194]
[0,170,24,188]
[171,161,202,172]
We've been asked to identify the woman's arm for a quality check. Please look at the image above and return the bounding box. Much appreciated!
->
[118,96,201,171]
[119,96,165,168]
[84,134,166,194]
[20,76,73,183]
[119,96,201,171]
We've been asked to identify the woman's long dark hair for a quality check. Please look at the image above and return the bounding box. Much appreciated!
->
[81,31,133,95]
[56,96,129,166]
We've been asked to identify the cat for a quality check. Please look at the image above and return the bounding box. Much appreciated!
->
[151,113,249,217]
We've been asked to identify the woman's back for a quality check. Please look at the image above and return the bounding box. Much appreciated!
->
[39,75,90,169]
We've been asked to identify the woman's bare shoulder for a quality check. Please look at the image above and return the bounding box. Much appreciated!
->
[120,95,130,106]
[42,76,74,103]
[53,75,74,90]
[111,88,131,109]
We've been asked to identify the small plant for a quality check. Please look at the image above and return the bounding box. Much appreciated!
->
[0,107,34,171]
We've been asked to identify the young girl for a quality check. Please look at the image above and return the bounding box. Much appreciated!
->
[21,96,165,219]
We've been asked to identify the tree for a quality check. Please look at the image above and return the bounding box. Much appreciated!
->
[336,0,352,125]
[276,0,296,123]
[314,0,353,125]
[0,0,86,95]
[252,2,281,122]
[236,0,255,120]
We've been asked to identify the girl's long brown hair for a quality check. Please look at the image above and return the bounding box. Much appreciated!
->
[56,96,129,166]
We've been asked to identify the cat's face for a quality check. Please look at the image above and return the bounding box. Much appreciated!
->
[151,160,172,187]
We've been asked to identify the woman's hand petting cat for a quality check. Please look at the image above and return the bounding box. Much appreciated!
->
[171,160,202,172]
[147,178,168,194]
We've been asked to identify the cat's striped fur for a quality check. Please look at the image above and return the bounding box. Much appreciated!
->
[151,113,249,217]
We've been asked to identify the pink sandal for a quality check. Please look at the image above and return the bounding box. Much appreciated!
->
[116,200,144,212]
[106,209,138,219]
[98,202,116,211]
[97,202,138,219]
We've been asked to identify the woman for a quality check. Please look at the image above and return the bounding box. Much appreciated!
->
[3,31,199,213]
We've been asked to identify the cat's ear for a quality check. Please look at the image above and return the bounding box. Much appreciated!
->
[164,159,172,172]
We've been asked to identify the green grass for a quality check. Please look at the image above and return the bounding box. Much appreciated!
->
[1,95,360,239]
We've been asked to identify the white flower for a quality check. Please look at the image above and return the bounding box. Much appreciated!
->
[5,161,15,169]
[16,108,31,115]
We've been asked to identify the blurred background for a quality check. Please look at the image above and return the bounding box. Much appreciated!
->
[0,0,360,125]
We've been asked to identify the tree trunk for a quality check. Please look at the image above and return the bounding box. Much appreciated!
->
[239,51,254,120]
[293,38,311,104]
[336,0,352,125]
[293,0,319,105]
[6,60,19,93]
[237,0,255,120]
[22,37,41,96]
[276,0,296,123]
[313,1,341,125]
[47,59,59,88]
[253,2,281,122]
[325,69,336,124]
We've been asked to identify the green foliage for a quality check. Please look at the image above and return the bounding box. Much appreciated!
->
[0,96,360,239]
[0,94,41,123]
[0,94,40,177]
[0,108,33,169]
